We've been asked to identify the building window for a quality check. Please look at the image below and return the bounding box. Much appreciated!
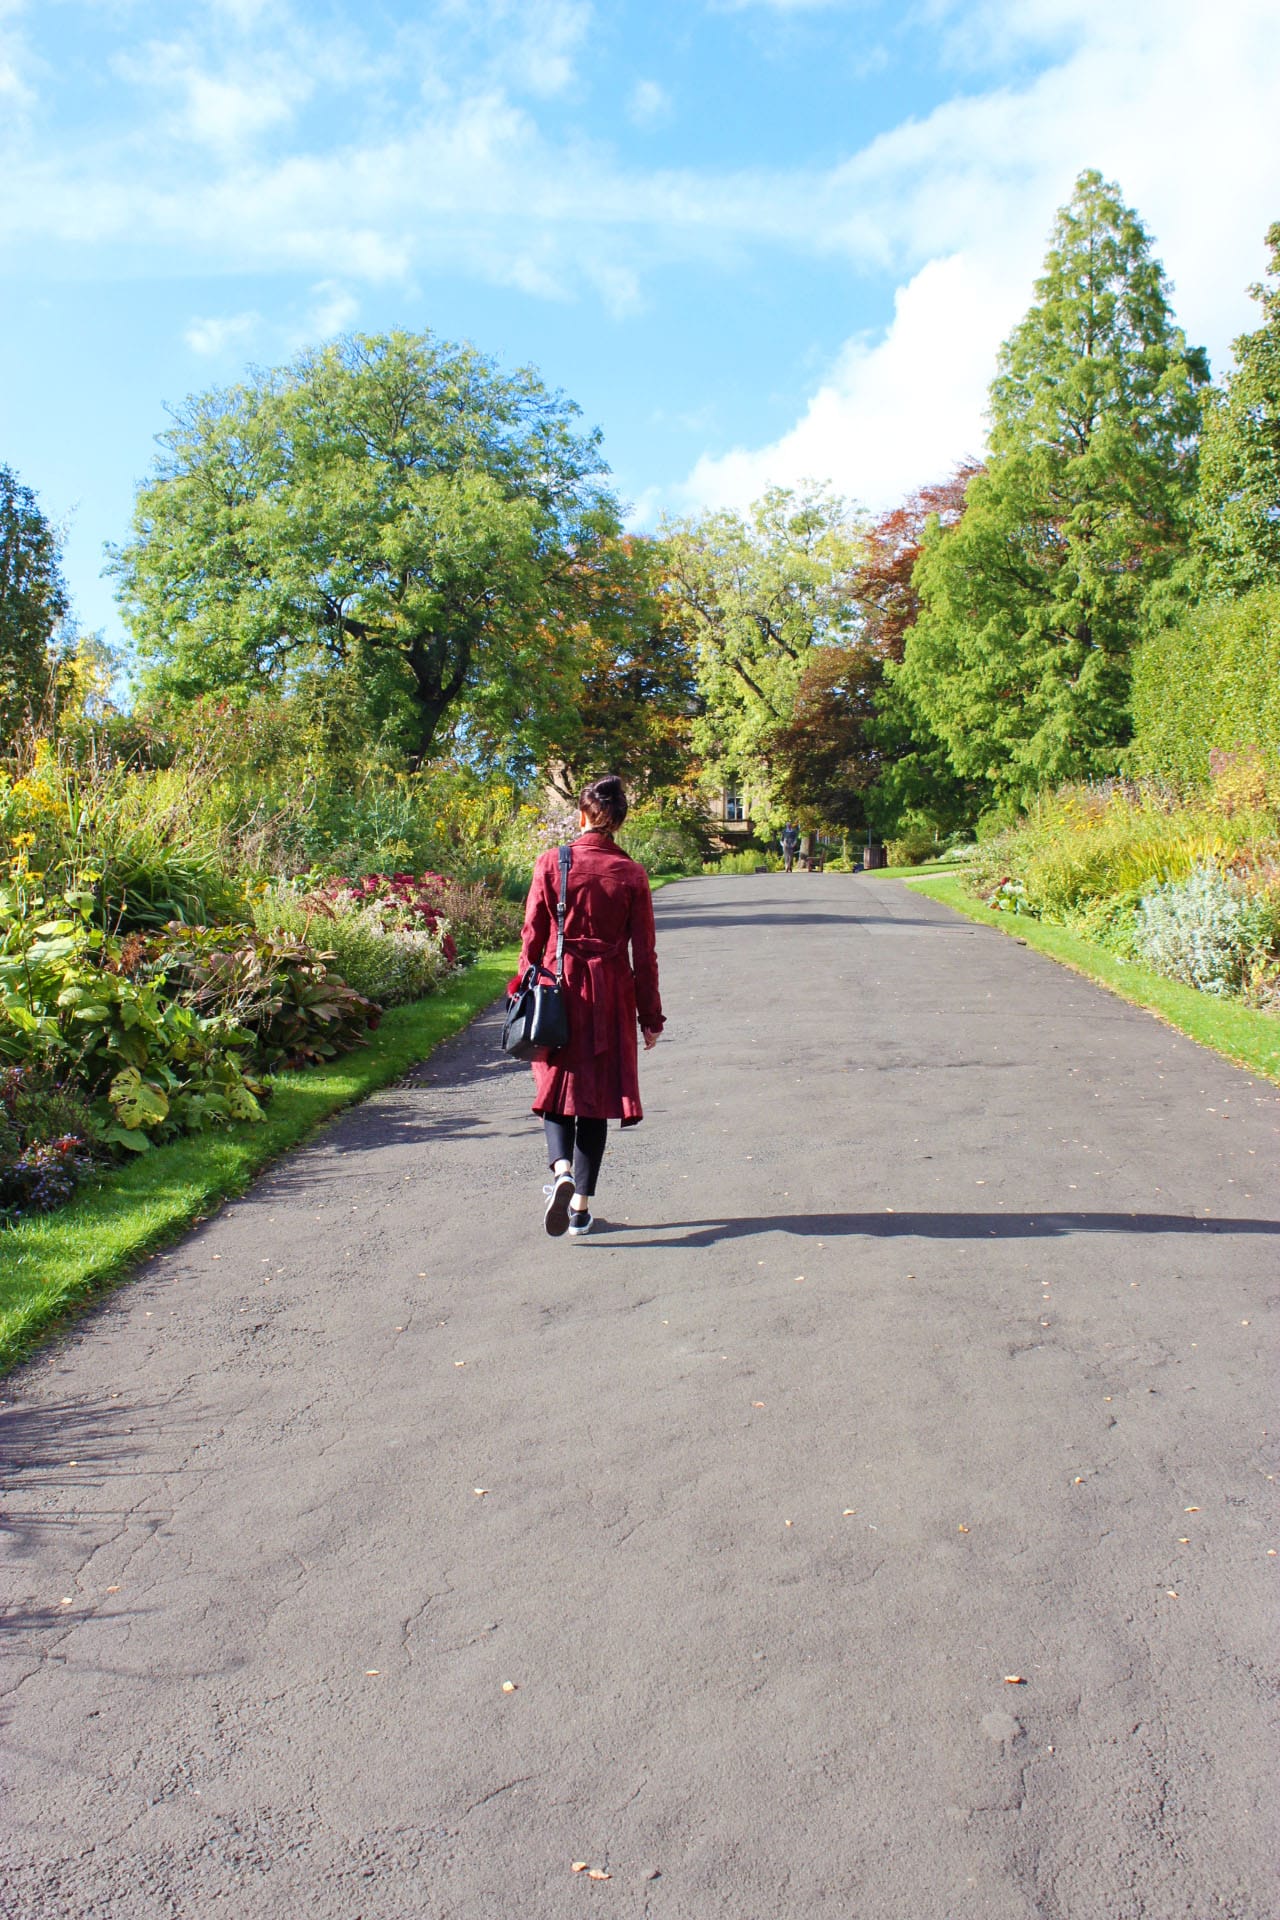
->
[725,790,745,822]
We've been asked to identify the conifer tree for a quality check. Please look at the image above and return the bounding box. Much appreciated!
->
[1,464,70,734]
[1195,221,1280,594]
[900,171,1208,799]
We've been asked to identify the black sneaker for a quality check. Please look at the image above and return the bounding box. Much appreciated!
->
[544,1172,575,1237]
[568,1208,593,1237]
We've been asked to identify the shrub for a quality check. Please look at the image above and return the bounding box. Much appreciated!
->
[0,1064,96,1218]
[1133,864,1277,996]
[0,746,249,929]
[254,889,453,1008]
[620,798,711,876]
[703,849,783,874]
[886,827,937,866]
[1129,587,1280,790]
[969,782,1263,919]
[161,925,381,1069]
[0,878,379,1152]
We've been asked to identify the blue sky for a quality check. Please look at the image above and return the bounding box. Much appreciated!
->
[3,0,1279,658]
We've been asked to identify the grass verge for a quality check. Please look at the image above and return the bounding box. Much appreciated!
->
[907,873,1280,1086]
[0,946,521,1376]
[874,860,974,881]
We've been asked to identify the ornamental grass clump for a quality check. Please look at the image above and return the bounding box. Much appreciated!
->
[1133,864,1279,997]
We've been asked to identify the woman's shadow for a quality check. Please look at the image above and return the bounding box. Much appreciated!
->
[594,1209,1280,1248]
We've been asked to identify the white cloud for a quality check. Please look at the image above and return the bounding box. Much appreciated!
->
[0,0,32,109]
[628,79,671,128]
[711,1,850,11]
[6,0,1280,525]
[682,0,1280,513]
[304,281,359,339]
[115,38,312,153]
[683,254,1012,512]
[184,309,261,356]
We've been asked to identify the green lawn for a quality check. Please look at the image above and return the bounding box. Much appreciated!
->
[906,872,1280,1086]
[0,946,521,1375]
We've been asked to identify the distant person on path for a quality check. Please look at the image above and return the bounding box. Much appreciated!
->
[780,824,800,872]
[513,776,665,1238]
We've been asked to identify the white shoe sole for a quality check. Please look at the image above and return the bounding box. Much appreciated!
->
[544,1173,575,1236]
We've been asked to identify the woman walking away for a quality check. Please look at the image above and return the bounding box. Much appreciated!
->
[512,776,665,1238]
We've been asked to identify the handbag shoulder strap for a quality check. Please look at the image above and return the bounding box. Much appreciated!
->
[553,842,573,983]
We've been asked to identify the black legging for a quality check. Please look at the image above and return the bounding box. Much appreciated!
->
[544,1116,609,1197]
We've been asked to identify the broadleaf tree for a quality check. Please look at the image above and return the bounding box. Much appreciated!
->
[661,487,866,820]
[899,171,1210,801]
[763,641,885,836]
[538,535,698,804]
[113,332,620,772]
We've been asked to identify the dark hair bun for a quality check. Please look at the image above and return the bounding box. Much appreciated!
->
[580,776,628,830]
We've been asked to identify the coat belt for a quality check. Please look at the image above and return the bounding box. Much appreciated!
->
[563,935,627,1055]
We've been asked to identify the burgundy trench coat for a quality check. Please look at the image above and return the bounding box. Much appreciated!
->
[511,831,665,1125]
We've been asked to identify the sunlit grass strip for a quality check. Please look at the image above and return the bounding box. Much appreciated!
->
[874,860,974,881]
[907,873,1280,1086]
[0,947,521,1375]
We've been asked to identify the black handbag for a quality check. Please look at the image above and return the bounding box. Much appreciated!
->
[501,844,572,1060]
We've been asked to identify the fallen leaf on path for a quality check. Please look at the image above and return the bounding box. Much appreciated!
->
[474,1488,489,1497]
[957,1525,969,1534]
[1004,1676,1026,1685]
[1185,1506,1200,1513]
[784,1520,793,1528]
[752,1402,765,1408]
[1074,1477,1085,1485]
[572,1862,588,1873]
[365,1669,380,1676]
[589,1869,612,1881]
[501,1681,518,1693]
[842,1509,857,1517]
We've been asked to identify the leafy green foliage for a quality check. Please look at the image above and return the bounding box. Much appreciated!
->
[1195,223,1280,593]
[162,924,381,1070]
[618,797,712,875]
[662,487,866,812]
[113,331,620,770]
[253,887,454,1010]
[0,1063,96,1219]
[901,172,1209,802]
[1129,587,1280,789]
[969,781,1276,921]
[538,535,698,803]
[0,868,383,1151]
[702,848,783,875]
[0,465,71,736]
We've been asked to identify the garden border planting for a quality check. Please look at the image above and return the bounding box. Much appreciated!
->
[0,946,520,1375]
[906,872,1280,1086]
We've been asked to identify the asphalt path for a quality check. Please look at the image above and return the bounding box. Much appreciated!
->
[2,872,1278,1920]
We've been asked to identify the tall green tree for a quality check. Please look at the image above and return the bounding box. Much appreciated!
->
[1195,220,1280,594]
[1,464,70,736]
[661,487,866,811]
[113,332,619,771]
[539,535,698,804]
[899,171,1209,800]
